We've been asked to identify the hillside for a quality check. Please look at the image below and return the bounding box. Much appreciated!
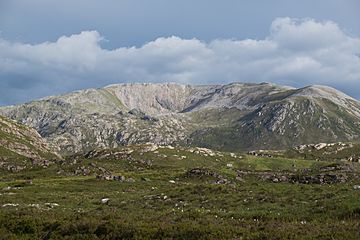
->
[1,82,360,154]
[0,115,60,171]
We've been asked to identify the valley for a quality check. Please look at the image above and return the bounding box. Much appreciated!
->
[1,82,360,239]
[2,1,360,238]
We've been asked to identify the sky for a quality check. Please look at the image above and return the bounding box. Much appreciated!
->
[0,0,360,105]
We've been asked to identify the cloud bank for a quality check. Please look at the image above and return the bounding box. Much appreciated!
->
[1,17,360,105]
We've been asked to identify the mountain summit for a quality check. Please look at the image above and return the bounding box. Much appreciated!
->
[1,82,360,154]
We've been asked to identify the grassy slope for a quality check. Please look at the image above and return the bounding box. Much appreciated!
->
[98,88,126,110]
[0,145,359,239]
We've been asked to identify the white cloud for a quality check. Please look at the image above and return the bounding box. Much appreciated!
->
[1,17,360,105]
[270,18,347,50]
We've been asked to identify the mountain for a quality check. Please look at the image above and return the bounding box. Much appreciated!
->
[0,115,60,171]
[1,82,360,155]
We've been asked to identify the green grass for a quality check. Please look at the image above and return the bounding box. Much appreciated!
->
[0,145,359,239]
[98,88,126,110]
[237,155,327,171]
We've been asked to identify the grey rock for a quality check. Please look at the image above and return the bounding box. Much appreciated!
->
[2,82,360,155]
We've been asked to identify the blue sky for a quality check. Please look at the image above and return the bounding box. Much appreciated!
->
[0,0,360,105]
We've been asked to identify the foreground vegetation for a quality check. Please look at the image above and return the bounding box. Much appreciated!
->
[0,145,359,239]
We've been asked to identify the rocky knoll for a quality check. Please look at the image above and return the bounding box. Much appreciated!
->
[1,82,360,154]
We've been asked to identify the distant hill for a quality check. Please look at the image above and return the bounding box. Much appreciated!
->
[1,82,360,155]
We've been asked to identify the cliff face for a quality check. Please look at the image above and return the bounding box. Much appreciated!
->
[1,82,360,154]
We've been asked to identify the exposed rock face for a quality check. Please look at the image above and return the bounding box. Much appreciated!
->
[0,115,60,170]
[1,82,360,154]
[187,84,360,151]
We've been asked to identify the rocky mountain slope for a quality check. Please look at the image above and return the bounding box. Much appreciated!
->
[0,115,60,171]
[1,82,360,154]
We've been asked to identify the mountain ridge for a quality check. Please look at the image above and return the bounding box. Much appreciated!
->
[1,82,360,155]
